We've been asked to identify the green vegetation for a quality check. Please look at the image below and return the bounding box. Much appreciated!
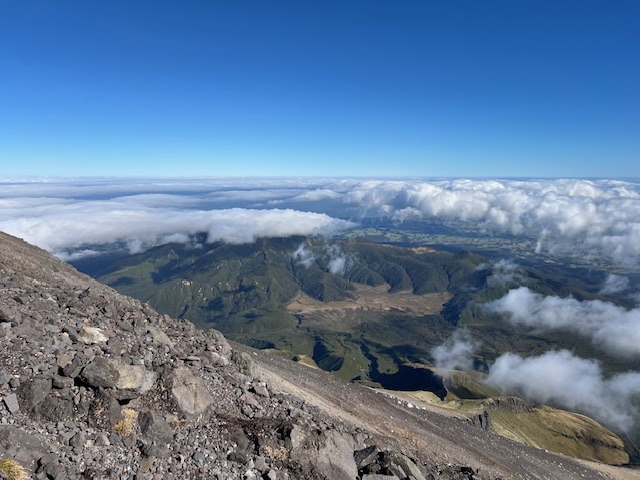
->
[77,234,636,383]
[490,407,629,464]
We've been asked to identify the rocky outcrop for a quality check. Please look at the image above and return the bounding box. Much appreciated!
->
[481,396,533,414]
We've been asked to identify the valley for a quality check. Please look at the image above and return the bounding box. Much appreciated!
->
[71,232,640,464]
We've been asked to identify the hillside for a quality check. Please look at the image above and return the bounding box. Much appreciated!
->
[1,231,637,479]
[75,235,638,386]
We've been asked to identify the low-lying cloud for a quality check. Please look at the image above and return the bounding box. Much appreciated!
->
[429,329,640,433]
[431,329,479,371]
[599,274,630,296]
[477,259,525,287]
[485,350,640,433]
[485,287,640,357]
[0,194,352,258]
[292,241,353,275]
[2,177,640,264]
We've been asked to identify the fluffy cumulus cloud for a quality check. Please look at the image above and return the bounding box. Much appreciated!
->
[485,287,640,357]
[333,178,640,265]
[485,350,640,432]
[2,177,640,264]
[292,241,353,275]
[431,329,479,371]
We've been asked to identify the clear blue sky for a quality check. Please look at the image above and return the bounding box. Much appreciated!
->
[1,1,638,178]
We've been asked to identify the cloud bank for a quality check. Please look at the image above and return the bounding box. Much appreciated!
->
[485,350,640,433]
[2,177,640,264]
[485,287,640,357]
[0,196,353,258]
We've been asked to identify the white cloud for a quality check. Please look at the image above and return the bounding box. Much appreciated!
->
[599,274,630,296]
[431,329,479,371]
[485,350,640,432]
[2,177,640,264]
[479,259,524,287]
[336,178,640,265]
[292,242,316,267]
[0,189,354,256]
[485,287,640,357]
[326,244,350,275]
[292,241,352,275]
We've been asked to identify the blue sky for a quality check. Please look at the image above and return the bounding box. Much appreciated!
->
[1,1,638,178]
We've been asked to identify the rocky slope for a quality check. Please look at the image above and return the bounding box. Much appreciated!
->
[0,231,636,480]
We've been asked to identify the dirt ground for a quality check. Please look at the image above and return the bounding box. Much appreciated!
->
[287,284,451,330]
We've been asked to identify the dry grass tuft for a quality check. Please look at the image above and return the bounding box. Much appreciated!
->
[113,408,138,437]
[0,458,28,480]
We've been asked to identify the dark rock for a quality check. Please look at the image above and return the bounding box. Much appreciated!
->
[79,357,120,388]
[61,356,85,379]
[88,389,122,431]
[138,411,174,445]
[63,325,79,341]
[70,431,87,448]
[37,396,74,422]
[227,425,252,453]
[380,451,427,480]
[227,451,248,464]
[16,377,52,411]
[355,445,379,470]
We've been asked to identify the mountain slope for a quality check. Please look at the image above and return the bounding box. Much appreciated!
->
[2,231,637,479]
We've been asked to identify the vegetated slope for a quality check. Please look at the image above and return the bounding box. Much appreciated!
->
[76,234,637,383]
[76,236,489,382]
[3,231,636,479]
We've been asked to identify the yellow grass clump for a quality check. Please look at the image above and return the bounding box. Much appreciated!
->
[0,458,28,480]
[113,408,138,437]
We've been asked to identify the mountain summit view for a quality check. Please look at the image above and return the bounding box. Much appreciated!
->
[2,1,640,479]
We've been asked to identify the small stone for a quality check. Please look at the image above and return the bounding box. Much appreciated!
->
[239,393,260,408]
[52,375,74,389]
[77,326,109,344]
[3,393,19,413]
[0,370,10,385]
[95,433,111,446]
[254,456,269,472]
[192,451,205,465]
[252,384,269,398]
